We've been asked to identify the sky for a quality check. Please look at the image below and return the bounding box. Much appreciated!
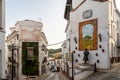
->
[6,0,120,49]
[6,0,67,49]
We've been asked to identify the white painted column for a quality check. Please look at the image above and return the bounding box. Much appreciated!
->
[39,41,42,75]
[0,32,5,79]
[18,41,22,80]
[1,0,6,78]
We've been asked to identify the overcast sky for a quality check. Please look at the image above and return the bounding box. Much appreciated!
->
[6,0,120,49]
[6,0,67,49]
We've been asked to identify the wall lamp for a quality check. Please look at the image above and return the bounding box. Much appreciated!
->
[98,33,102,42]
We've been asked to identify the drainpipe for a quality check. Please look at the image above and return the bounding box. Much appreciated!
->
[72,51,74,80]
[69,37,74,80]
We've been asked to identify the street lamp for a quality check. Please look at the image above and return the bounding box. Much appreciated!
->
[8,44,18,80]
[98,33,102,42]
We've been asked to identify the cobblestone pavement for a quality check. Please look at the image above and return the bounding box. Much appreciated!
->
[103,65,120,80]
[30,63,120,80]
[38,72,70,80]
[82,63,120,80]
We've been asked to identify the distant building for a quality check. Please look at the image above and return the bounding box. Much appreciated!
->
[48,58,56,66]
[48,52,62,71]
[52,52,62,67]
[6,19,48,80]
[62,0,120,79]
[0,0,6,79]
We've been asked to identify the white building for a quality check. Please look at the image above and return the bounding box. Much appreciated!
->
[62,0,120,79]
[6,19,48,80]
[0,0,6,79]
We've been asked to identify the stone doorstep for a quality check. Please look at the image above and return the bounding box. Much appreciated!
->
[73,63,95,80]
[74,67,94,76]
[75,64,95,72]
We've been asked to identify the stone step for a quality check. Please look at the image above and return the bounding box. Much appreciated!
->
[74,64,95,80]
[74,70,94,80]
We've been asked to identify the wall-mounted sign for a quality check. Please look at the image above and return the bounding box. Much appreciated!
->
[66,53,72,61]
[82,10,93,19]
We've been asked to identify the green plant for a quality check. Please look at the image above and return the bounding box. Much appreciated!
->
[22,42,39,75]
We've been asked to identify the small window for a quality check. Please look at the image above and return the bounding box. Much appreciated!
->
[17,34,19,40]
[0,50,1,54]
[27,47,34,60]
[42,57,47,63]
[117,20,119,30]
[42,44,46,51]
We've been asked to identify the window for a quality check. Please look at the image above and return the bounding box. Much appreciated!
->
[27,47,34,60]
[117,33,120,46]
[42,57,47,63]
[17,34,19,40]
[111,43,113,57]
[117,20,119,30]
[42,44,46,51]
[0,50,1,54]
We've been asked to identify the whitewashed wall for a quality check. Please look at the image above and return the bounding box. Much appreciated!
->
[0,0,5,79]
[62,40,69,73]
[16,20,43,41]
[108,0,120,63]
[69,1,110,69]
[0,32,5,79]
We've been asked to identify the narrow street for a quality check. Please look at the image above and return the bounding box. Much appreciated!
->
[38,72,65,80]
[1,0,120,80]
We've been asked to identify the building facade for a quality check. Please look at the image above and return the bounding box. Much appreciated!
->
[62,0,120,79]
[6,19,48,80]
[0,0,6,79]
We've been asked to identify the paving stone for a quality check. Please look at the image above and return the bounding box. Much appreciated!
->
[82,63,120,80]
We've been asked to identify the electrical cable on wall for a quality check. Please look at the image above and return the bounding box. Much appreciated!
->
[47,39,69,46]
[6,39,69,47]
